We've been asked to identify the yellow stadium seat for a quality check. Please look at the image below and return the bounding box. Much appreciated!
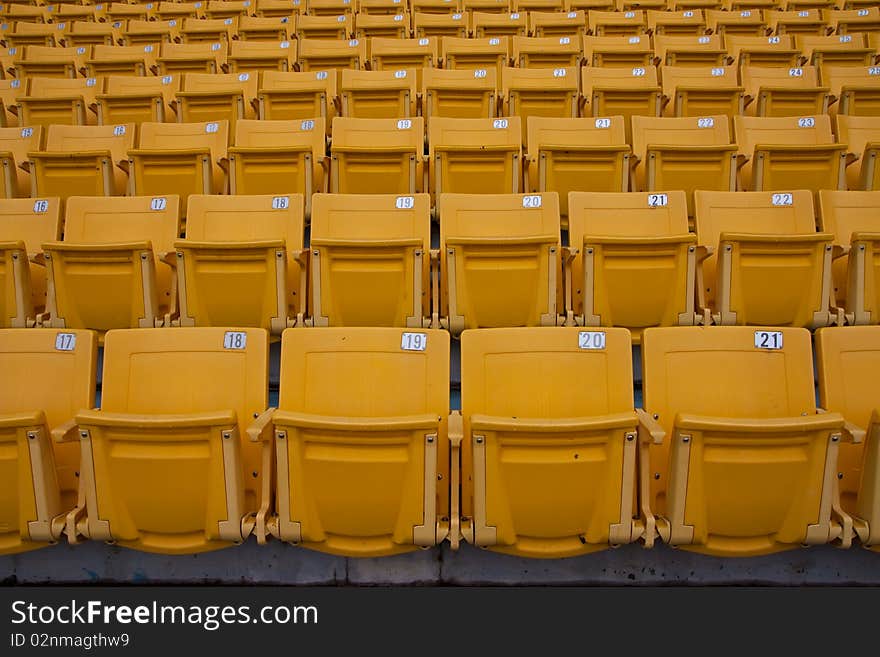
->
[297,38,367,74]
[355,12,411,38]
[180,17,239,44]
[360,0,410,14]
[527,9,586,37]
[308,192,433,327]
[0,197,60,327]
[296,14,352,40]
[121,19,181,46]
[106,3,155,23]
[566,191,697,338]
[421,67,498,120]
[588,9,646,36]
[259,326,449,556]
[0,328,96,554]
[27,123,134,199]
[13,45,89,79]
[6,23,61,50]
[439,191,561,333]
[796,34,875,69]
[442,36,510,78]
[694,189,834,327]
[175,194,305,332]
[642,325,850,556]
[412,11,469,38]
[661,65,745,117]
[512,36,581,68]
[582,34,653,67]
[631,115,736,216]
[229,118,327,217]
[42,195,181,331]
[176,72,258,141]
[156,1,207,21]
[818,189,880,325]
[429,116,521,195]
[256,0,305,17]
[0,125,42,198]
[653,35,727,66]
[646,8,706,35]
[237,15,295,41]
[206,0,255,20]
[257,72,336,139]
[308,0,356,16]
[339,68,417,118]
[726,35,802,67]
[17,77,100,128]
[525,116,630,221]
[96,74,179,125]
[86,44,159,78]
[460,326,649,556]
[827,7,880,34]
[369,37,439,76]
[767,8,828,36]
[837,115,879,191]
[502,66,578,143]
[581,66,661,140]
[70,326,269,553]
[816,325,880,549]
[128,121,228,204]
[227,40,295,72]
[823,65,880,116]
[472,11,528,38]
[742,65,830,116]
[735,114,847,197]
[0,78,23,127]
[330,116,424,194]
[66,21,121,48]
[157,41,228,75]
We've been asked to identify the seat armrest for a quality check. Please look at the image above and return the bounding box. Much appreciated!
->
[247,408,275,443]
[52,417,80,443]
[636,409,664,445]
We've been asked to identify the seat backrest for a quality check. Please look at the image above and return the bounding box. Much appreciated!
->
[742,65,821,96]
[816,325,880,430]
[297,37,366,71]
[726,34,797,58]
[822,65,880,100]
[734,114,834,153]
[184,193,304,252]
[136,120,229,163]
[103,73,180,102]
[582,34,653,64]
[369,36,439,69]
[568,190,689,240]
[331,116,424,151]
[25,76,99,101]
[422,65,498,97]
[91,43,158,62]
[0,126,42,197]
[233,117,325,157]
[835,114,880,159]
[182,71,259,97]
[441,35,510,72]
[512,35,580,64]
[502,65,578,95]
[412,11,469,38]
[661,64,739,96]
[229,39,296,62]
[581,65,659,91]
[472,11,528,37]
[526,115,627,159]
[631,114,731,161]
[0,196,61,256]
[311,192,430,248]
[705,8,766,34]
[796,33,869,56]
[159,41,227,62]
[653,34,724,63]
[818,189,880,246]
[339,67,418,116]
[587,9,646,34]
[440,191,559,243]
[44,122,135,158]
[527,9,585,36]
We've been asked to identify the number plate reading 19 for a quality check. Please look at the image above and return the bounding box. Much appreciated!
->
[401,332,427,351]
[578,331,605,350]
[754,330,782,350]
[223,332,247,350]
[55,333,76,351]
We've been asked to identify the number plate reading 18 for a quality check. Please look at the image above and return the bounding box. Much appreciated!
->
[224,332,247,350]
[401,332,427,351]
[578,331,605,350]
[754,330,783,350]
[55,333,76,351]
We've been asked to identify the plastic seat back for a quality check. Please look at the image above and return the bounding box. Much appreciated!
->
[297,38,366,74]
[257,69,337,126]
[18,76,100,128]
[422,67,498,120]
[227,39,296,72]
[836,114,880,191]
[96,74,179,125]
[501,66,578,143]
[442,36,510,78]
[0,125,42,198]
[822,65,880,117]
[660,65,744,117]
[742,65,829,116]
[339,68,418,119]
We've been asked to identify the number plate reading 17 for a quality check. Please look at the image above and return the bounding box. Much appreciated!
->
[754,330,783,350]
[55,333,76,351]
[401,332,427,351]
[578,331,605,350]
[224,332,247,350]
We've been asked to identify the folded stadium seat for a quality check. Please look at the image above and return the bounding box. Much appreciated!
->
[502,66,579,143]
[354,12,411,38]
[0,197,60,327]
[174,194,305,332]
[581,34,653,67]
[106,3,155,23]
[257,70,338,128]
[630,115,737,216]
[734,114,847,198]
[767,9,829,36]
[369,38,437,88]
[527,9,586,37]
[307,0,356,16]
[65,22,123,49]
[17,77,100,128]
[0,78,23,127]
[258,326,450,556]
[816,325,880,549]
[818,189,880,325]
[653,35,727,66]
[339,68,417,119]
[296,14,353,40]
[694,189,835,327]
[69,326,270,553]
[566,190,696,339]
[360,0,411,14]
[226,40,296,72]
[180,17,240,44]
[27,123,134,199]
[157,42,228,76]
[237,14,295,41]
[429,117,521,195]
[705,8,766,36]
[228,119,327,217]
[176,72,259,142]
[642,325,851,556]
[442,36,510,78]
[120,19,181,46]
[12,45,90,79]
[307,192,433,327]
[256,0,306,17]
[741,65,830,116]
[837,115,879,190]
[796,34,875,69]
[0,125,42,198]
[297,38,367,74]
[155,1,207,21]
[587,10,647,37]
[823,65,880,116]
[581,66,662,140]
[646,9,706,35]
[827,7,880,34]
[96,75,179,125]
[412,12,469,38]
[459,326,649,557]
[0,327,96,554]
[471,11,528,38]
[512,36,581,68]
[128,121,228,204]
[86,44,159,78]
[330,116,424,194]
[462,0,511,13]
[421,67,498,120]
[525,116,630,222]
[206,0,256,20]
[411,0,463,13]
[726,35,802,67]
[5,23,61,50]
[42,195,181,331]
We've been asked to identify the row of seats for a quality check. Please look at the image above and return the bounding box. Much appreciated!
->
[1,323,879,558]
[2,190,879,337]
